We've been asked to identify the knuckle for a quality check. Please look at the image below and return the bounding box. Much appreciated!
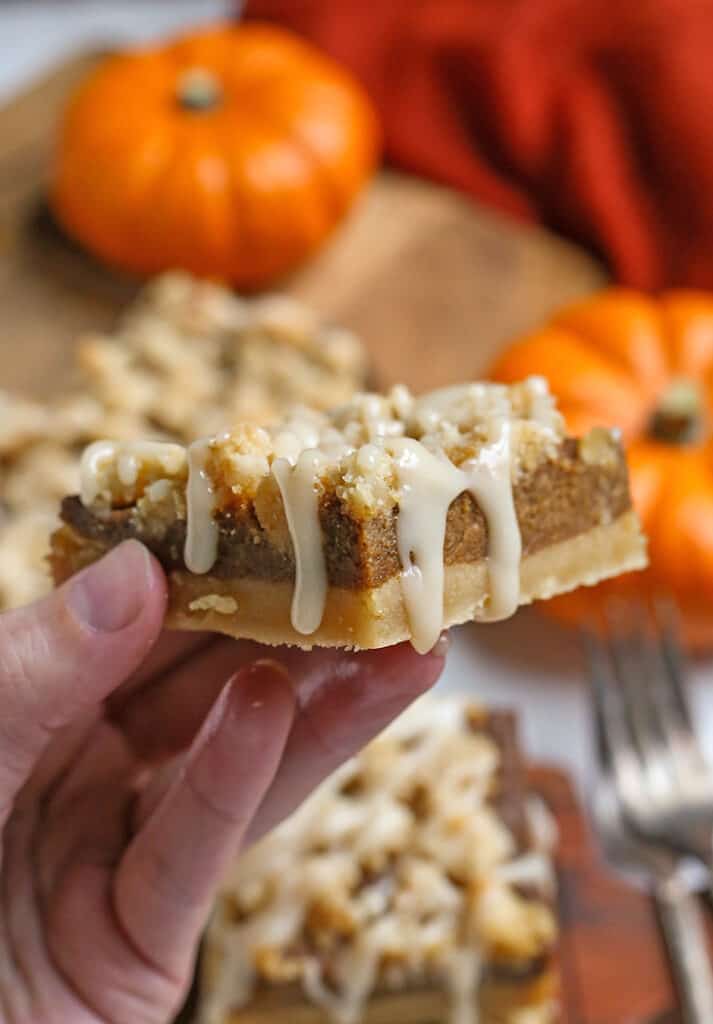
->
[0,594,87,716]
[184,768,250,831]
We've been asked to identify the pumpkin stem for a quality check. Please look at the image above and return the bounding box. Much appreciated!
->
[649,377,703,444]
[177,68,222,111]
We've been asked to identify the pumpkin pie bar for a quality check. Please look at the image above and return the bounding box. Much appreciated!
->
[198,697,560,1024]
[50,378,646,652]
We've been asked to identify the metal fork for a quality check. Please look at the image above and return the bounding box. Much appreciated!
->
[587,604,713,867]
[585,610,713,1023]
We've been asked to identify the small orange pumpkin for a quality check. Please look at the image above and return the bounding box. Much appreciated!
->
[490,288,713,649]
[51,24,380,287]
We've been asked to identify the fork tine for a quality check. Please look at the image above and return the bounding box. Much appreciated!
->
[655,601,694,726]
[583,629,644,809]
[646,599,710,782]
[603,606,673,799]
[583,630,615,774]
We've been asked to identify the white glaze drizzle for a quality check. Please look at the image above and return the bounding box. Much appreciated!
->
[445,949,482,1024]
[460,417,522,622]
[389,414,521,654]
[389,439,466,655]
[272,450,328,635]
[185,439,219,574]
[79,439,185,505]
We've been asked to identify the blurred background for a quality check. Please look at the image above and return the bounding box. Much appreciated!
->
[0,1,232,101]
[4,4,713,1018]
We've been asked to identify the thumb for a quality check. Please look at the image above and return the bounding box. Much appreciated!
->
[0,541,166,810]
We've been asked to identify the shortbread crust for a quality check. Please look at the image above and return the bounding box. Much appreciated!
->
[53,510,643,650]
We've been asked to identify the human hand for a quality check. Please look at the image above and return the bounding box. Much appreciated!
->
[0,541,445,1024]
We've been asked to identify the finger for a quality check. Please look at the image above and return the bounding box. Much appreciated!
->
[131,759,178,834]
[113,661,295,978]
[0,541,165,817]
[113,638,445,765]
[107,630,214,713]
[110,639,265,761]
[35,723,136,914]
[129,638,445,836]
[246,637,447,843]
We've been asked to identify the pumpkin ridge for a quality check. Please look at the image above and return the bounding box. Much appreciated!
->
[231,67,344,221]
[553,290,668,397]
[116,131,185,273]
[232,64,372,220]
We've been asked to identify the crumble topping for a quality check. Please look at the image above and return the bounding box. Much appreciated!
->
[79,273,368,439]
[200,697,557,1024]
[78,379,566,517]
[188,594,239,615]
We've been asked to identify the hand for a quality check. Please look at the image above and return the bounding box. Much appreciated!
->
[0,541,445,1024]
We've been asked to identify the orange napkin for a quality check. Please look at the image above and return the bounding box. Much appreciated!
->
[246,0,713,289]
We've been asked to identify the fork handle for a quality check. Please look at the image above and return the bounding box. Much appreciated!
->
[655,874,713,1024]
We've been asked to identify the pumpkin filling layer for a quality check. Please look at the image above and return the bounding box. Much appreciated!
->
[51,380,646,651]
[198,698,560,1024]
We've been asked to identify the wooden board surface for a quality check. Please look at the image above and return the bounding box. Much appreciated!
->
[0,54,607,402]
[0,55,682,1024]
[533,766,679,1024]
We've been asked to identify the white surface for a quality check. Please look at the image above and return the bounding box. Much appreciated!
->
[0,1,233,102]
[3,2,713,804]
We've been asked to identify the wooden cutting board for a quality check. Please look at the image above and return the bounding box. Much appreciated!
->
[535,766,679,1024]
[2,54,680,1024]
[0,53,607,402]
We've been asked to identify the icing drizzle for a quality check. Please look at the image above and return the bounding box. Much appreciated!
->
[185,439,219,574]
[79,439,185,506]
[272,451,329,635]
[389,415,521,654]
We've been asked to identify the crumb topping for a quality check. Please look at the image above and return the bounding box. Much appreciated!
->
[188,594,239,615]
[79,273,368,438]
[79,379,566,517]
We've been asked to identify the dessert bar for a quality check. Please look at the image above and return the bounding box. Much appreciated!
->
[51,378,646,651]
[198,698,560,1024]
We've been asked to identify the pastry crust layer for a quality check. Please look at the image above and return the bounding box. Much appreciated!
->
[211,969,559,1023]
[52,509,645,649]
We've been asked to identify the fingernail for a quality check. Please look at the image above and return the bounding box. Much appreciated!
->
[67,541,154,633]
[234,660,295,710]
[431,631,450,658]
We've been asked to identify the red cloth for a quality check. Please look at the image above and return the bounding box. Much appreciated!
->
[245,0,713,290]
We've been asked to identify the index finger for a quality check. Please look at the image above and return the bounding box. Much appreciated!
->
[112,638,446,764]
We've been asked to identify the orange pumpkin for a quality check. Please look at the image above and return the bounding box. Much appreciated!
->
[51,24,380,287]
[489,288,713,649]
